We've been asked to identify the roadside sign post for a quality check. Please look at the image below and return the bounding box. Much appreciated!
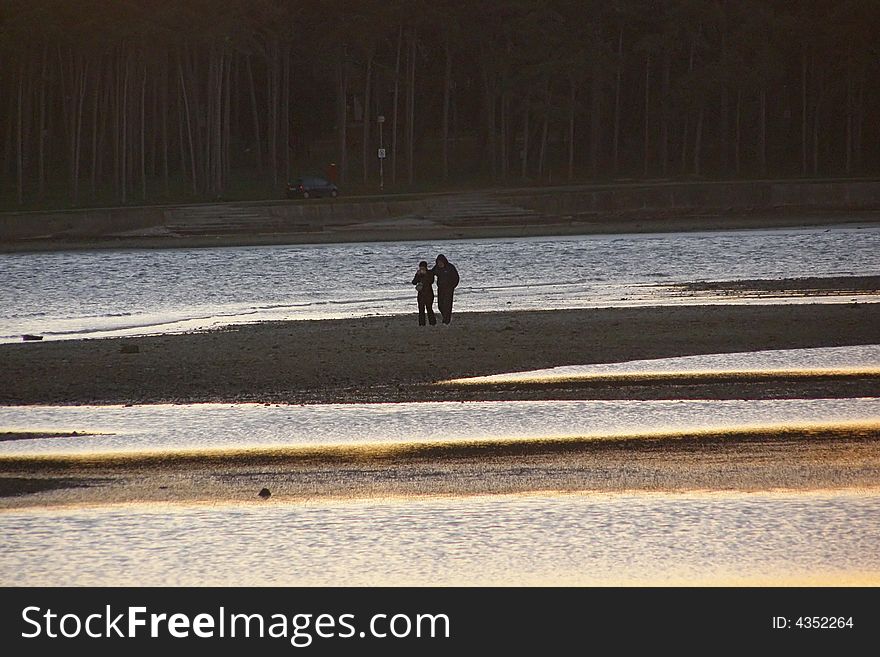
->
[377,115,385,192]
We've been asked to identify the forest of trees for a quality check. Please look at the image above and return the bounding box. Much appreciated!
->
[1,0,879,208]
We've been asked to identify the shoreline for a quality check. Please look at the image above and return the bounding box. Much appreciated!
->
[3,211,878,254]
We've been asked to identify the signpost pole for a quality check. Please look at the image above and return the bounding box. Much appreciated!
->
[378,115,385,192]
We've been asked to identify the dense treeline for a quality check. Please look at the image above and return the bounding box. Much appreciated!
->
[1,0,879,207]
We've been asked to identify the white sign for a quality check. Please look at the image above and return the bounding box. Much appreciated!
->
[377,115,385,123]
[378,148,386,159]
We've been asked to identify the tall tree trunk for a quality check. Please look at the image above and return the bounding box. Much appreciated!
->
[659,48,670,175]
[568,78,577,180]
[230,57,239,178]
[176,70,186,184]
[801,42,808,175]
[692,105,704,176]
[113,54,120,194]
[38,46,48,197]
[441,31,452,181]
[362,45,374,184]
[91,60,101,196]
[245,55,263,171]
[208,53,216,190]
[62,52,75,199]
[121,54,129,203]
[140,60,147,201]
[590,58,602,178]
[845,72,852,175]
[268,44,279,185]
[224,54,232,183]
[335,44,348,184]
[148,65,158,178]
[538,81,551,179]
[854,69,864,171]
[97,63,113,192]
[520,93,530,179]
[406,28,416,185]
[734,90,741,175]
[680,36,697,174]
[643,53,651,176]
[178,53,197,194]
[680,116,689,173]
[17,62,24,205]
[500,90,509,179]
[613,26,623,174]
[392,26,402,185]
[758,87,767,176]
[73,58,89,203]
[3,68,15,181]
[481,64,496,178]
[217,51,225,193]
[161,55,169,193]
[281,47,290,186]
[719,22,729,173]
[811,80,824,176]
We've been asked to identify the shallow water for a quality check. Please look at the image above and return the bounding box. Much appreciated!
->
[2,224,878,342]
[449,344,880,383]
[1,491,877,585]
[1,397,878,456]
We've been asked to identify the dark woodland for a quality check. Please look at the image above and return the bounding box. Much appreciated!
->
[1,0,878,208]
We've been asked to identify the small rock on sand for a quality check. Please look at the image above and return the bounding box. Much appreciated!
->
[258,488,271,499]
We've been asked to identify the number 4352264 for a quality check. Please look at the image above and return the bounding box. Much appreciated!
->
[795,617,854,629]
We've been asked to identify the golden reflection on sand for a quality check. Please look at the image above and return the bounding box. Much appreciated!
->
[442,366,880,386]
[3,485,879,516]
[0,419,877,466]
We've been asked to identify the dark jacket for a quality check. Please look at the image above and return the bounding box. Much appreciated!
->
[431,256,459,290]
[412,270,435,296]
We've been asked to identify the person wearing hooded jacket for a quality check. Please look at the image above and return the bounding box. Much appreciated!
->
[411,260,437,326]
[430,253,459,324]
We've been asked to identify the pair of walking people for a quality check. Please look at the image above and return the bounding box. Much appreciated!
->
[411,254,459,325]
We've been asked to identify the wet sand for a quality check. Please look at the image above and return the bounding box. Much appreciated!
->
[673,275,880,295]
[1,424,878,509]
[2,302,879,406]
[2,296,878,509]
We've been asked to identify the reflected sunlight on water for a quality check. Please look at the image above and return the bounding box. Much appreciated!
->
[1,398,878,456]
[445,344,880,384]
[2,224,878,341]
[1,490,878,586]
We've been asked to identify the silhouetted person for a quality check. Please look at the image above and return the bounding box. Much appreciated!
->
[431,254,459,324]
[411,260,436,326]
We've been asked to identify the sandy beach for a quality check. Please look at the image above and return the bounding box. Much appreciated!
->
[1,424,878,509]
[2,295,879,508]
[2,302,878,406]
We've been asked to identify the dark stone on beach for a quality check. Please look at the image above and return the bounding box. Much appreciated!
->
[22,334,43,341]
[120,344,140,354]
[258,487,271,499]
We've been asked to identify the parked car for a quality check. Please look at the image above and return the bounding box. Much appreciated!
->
[286,176,339,199]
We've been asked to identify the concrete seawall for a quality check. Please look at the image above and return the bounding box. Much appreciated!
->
[2,179,879,242]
